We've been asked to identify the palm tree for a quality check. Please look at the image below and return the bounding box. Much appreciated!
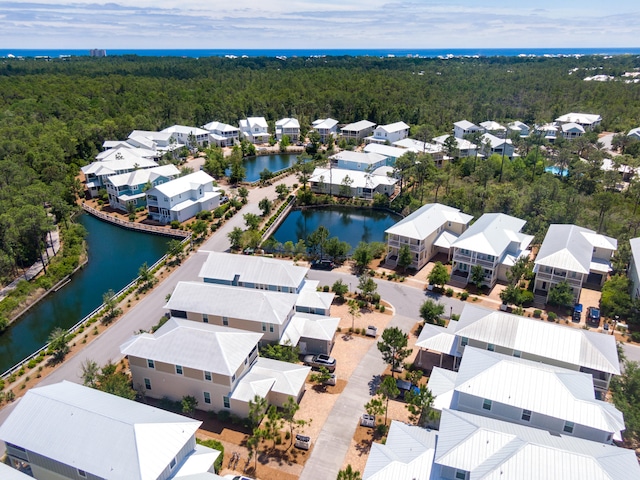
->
[337,465,362,480]
[48,327,70,363]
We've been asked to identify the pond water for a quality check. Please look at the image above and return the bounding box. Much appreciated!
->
[229,154,299,182]
[0,214,169,373]
[270,206,401,252]
[545,165,569,177]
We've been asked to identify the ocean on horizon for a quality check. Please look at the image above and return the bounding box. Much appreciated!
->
[2,47,640,59]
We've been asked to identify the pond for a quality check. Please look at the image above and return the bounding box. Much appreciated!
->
[270,206,401,251]
[229,154,299,182]
[0,214,169,373]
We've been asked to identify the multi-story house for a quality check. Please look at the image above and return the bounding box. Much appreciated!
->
[428,347,624,444]
[329,150,388,171]
[508,120,530,137]
[340,120,376,142]
[533,224,617,304]
[555,112,602,131]
[309,166,398,199]
[238,117,270,144]
[275,118,300,141]
[311,118,339,142]
[202,121,240,147]
[416,304,621,393]
[453,120,483,139]
[450,213,533,288]
[121,318,310,418]
[385,203,473,270]
[105,164,180,212]
[161,125,210,147]
[0,381,220,480]
[479,120,507,136]
[365,121,410,144]
[432,134,478,158]
[363,143,409,165]
[145,170,220,224]
[560,122,586,139]
[480,132,515,158]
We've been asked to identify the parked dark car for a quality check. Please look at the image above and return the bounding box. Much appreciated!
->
[303,354,336,372]
[572,304,583,323]
[587,306,601,326]
[310,259,335,270]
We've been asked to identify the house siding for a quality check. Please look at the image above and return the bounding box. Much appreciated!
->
[6,447,105,480]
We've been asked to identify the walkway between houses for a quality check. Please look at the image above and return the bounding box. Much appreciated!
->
[0,227,60,303]
[299,312,417,480]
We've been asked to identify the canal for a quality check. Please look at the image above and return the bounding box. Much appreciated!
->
[230,154,299,182]
[0,214,169,373]
[271,206,401,252]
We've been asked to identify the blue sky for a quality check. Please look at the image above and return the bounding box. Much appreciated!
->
[1,0,639,49]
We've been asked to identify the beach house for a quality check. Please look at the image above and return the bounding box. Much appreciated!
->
[161,125,211,147]
[202,120,240,147]
[105,164,180,212]
[555,112,602,131]
[340,120,376,142]
[365,121,410,144]
[239,116,270,144]
[275,117,300,141]
[312,118,339,142]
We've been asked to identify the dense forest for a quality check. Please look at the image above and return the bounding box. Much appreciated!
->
[1,53,640,285]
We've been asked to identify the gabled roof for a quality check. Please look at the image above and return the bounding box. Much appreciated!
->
[452,347,624,436]
[393,138,444,155]
[454,120,479,130]
[312,118,339,129]
[161,125,209,136]
[0,381,201,480]
[81,157,158,176]
[229,372,275,402]
[363,143,409,158]
[555,113,602,125]
[341,120,376,132]
[415,321,459,356]
[202,121,239,133]
[150,171,215,197]
[363,421,437,480]
[375,121,410,133]
[281,313,340,346]
[628,127,640,138]
[630,237,640,274]
[129,130,174,143]
[455,304,621,375]
[120,318,262,376]
[248,357,311,397]
[106,164,180,188]
[482,132,512,149]
[452,213,530,256]
[508,121,529,131]
[239,117,268,129]
[561,122,586,133]
[480,120,506,131]
[426,367,458,410]
[198,251,307,290]
[165,281,297,325]
[385,203,473,241]
[275,117,300,129]
[310,167,397,189]
[434,409,639,480]
[96,145,156,162]
[296,280,335,312]
[330,150,387,165]
[535,224,617,273]
[432,134,477,151]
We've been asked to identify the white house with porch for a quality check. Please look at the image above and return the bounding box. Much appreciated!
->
[81,150,159,198]
[106,164,180,212]
[453,120,483,139]
[161,125,210,147]
[555,112,602,131]
[533,224,617,304]
[275,117,300,141]
[481,132,515,158]
[329,150,389,171]
[239,116,270,144]
[145,170,220,224]
[560,122,586,139]
[385,203,473,270]
[415,304,620,394]
[312,118,339,142]
[365,121,410,144]
[428,347,625,444]
[340,120,376,141]
[450,213,533,288]
[432,134,478,158]
[202,120,240,147]
[309,166,397,199]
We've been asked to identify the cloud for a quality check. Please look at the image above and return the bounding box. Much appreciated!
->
[0,1,638,49]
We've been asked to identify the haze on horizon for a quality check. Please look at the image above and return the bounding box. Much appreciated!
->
[0,0,639,50]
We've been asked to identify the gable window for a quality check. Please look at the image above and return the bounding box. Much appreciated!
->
[232,373,236,383]
[204,392,211,404]
[455,470,467,480]
[269,323,274,333]
[204,370,212,381]
[170,458,176,469]
[563,421,574,434]
[147,359,155,369]
[513,350,522,358]
[482,399,492,411]
[144,378,151,390]
[203,313,209,323]
[487,343,495,352]
[176,365,183,375]
[262,322,267,332]
[461,337,469,347]
[223,316,229,326]
[521,409,532,422]
[78,469,87,478]
[223,396,230,408]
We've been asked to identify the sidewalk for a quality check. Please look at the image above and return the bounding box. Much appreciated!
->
[0,227,60,302]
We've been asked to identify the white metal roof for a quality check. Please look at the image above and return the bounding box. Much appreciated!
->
[0,381,201,480]
[162,125,210,136]
[415,322,460,356]
[0,463,34,480]
[150,171,215,198]
[385,203,472,241]
[106,164,180,188]
[165,281,296,325]
[555,113,602,125]
[363,143,410,159]
[311,167,398,190]
[81,157,158,176]
[201,121,239,133]
[129,129,174,142]
[173,444,221,478]
[456,304,621,375]
[454,120,478,129]
[508,121,529,131]
[96,145,156,161]
[376,121,410,134]
[434,409,639,480]
[120,318,262,376]
[454,347,624,436]
[432,134,477,151]
[296,280,335,312]
[481,132,512,149]
[426,367,458,411]
[393,138,444,155]
[628,127,640,138]
[480,120,506,131]
[239,117,268,129]
[229,372,276,403]
[452,213,530,257]
[312,118,339,130]
[561,122,586,133]
[275,117,300,129]
[281,313,340,346]
[363,421,437,480]
[248,357,310,398]
[198,251,307,290]
[534,224,617,273]
[330,150,387,165]
[341,120,376,132]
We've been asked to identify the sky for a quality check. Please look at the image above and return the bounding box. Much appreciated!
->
[1,0,639,50]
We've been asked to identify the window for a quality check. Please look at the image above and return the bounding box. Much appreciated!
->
[223,396,230,408]
[269,323,274,333]
[563,421,574,434]
[78,469,87,478]
[170,458,176,469]
[232,373,236,382]
[521,409,532,422]
[461,337,469,347]
[482,399,492,411]
[204,392,211,404]
[202,313,208,323]
[262,322,267,332]
[147,359,155,369]
[204,371,212,381]
[144,378,151,390]
[487,343,495,352]
[455,470,467,480]
[223,316,229,326]
[176,365,183,375]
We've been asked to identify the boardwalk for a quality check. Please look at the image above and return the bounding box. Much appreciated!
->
[81,203,191,238]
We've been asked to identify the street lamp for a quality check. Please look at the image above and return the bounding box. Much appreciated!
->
[450,306,453,319]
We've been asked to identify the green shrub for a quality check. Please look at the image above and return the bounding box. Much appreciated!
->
[27,359,39,369]
[445,288,454,297]
[170,220,181,229]
[217,410,231,423]
[323,285,330,292]
[197,439,224,473]
[460,292,469,301]
[380,305,386,313]
[533,309,542,318]
[547,312,557,322]
[632,332,640,343]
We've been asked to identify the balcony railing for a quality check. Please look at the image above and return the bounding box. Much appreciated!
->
[535,271,582,287]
